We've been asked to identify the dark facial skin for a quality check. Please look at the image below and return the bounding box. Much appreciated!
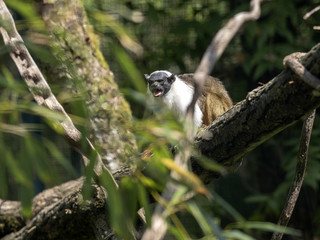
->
[144,72,175,97]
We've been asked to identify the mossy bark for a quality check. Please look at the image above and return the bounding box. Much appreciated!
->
[36,0,137,173]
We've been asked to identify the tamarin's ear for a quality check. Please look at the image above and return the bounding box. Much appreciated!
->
[168,74,175,83]
[144,74,150,80]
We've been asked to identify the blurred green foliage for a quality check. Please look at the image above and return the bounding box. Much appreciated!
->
[1,0,320,239]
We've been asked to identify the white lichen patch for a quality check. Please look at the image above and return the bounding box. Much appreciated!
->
[197,129,213,140]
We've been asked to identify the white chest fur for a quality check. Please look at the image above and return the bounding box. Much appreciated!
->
[149,77,203,128]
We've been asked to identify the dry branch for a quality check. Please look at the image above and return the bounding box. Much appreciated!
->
[271,110,315,240]
[303,5,320,19]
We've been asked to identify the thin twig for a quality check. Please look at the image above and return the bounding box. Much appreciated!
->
[271,110,315,240]
[303,5,320,20]
[141,1,263,239]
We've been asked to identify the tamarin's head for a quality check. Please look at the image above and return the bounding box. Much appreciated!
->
[144,70,176,97]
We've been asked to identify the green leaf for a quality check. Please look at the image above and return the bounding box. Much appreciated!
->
[0,158,8,198]
[212,191,245,222]
[170,185,188,206]
[230,221,301,236]
[120,177,138,223]
[4,149,32,188]
[112,43,146,93]
[223,230,255,240]
[137,181,152,227]
[187,200,225,239]
[43,138,78,178]
[19,184,33,218]
[25,136,60,185]
[100,169,135,240]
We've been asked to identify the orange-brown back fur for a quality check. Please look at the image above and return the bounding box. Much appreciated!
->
[178,74,232,126]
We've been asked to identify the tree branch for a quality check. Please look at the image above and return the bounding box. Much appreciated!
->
[303,5,320,20]
[283,52,320,90]
[193,43,320,182]
[1,178,114,240]
[271,110,315,240]
[0,200,24,237]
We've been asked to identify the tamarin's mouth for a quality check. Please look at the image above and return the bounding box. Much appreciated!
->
[153,88,163,97]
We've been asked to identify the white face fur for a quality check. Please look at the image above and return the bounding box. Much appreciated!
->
[145,70,203,128]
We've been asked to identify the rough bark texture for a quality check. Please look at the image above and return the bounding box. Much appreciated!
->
[1,179,114,240]
[193,43,320,182]
[0,200,25,237]
[36,0,137,173]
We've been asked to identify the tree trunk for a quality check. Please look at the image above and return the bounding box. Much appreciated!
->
[36,0,137,173]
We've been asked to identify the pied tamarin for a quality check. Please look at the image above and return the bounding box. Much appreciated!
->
[144,70,232,128]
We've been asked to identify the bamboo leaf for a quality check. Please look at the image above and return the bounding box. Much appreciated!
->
[230,221,301,236]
